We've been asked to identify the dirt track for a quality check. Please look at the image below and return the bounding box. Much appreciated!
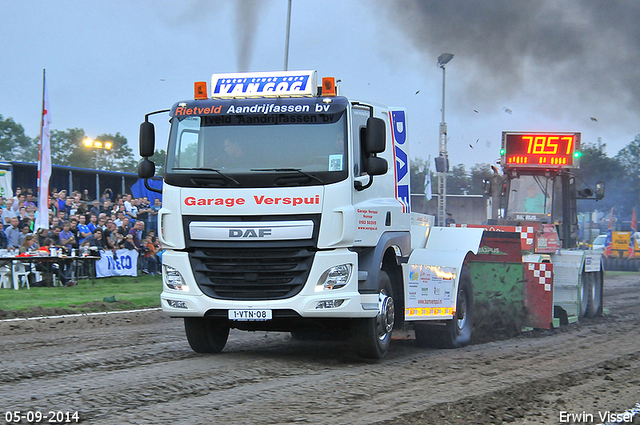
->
[1,274,639,425]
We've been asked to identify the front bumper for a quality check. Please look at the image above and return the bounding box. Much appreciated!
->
[160,249,379,319]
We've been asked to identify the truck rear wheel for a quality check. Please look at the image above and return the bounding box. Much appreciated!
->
[415,269,474,349]
[355,270,394,359]
[184,317,230,353]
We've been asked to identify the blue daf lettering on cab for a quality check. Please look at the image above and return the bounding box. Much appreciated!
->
[391,110,410,213]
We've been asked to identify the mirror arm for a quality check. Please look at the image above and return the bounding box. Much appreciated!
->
[354,175,373,191]
[144,179,162,194]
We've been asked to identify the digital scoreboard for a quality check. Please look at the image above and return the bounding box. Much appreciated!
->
[501,132,580,169]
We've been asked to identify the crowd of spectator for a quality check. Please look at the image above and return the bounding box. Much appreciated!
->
[0,186,162,276]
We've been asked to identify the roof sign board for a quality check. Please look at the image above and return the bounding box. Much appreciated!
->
[211,70,317,98]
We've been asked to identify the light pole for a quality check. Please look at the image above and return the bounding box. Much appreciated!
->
[437,53,453,227]
[83,137,114,171]
[283,0,292,70]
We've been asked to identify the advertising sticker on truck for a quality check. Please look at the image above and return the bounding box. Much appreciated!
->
[182,188,323,214]
[403,264,456,320]
[211,70,317,98]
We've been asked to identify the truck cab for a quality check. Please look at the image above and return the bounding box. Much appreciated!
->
[139,70,413,358]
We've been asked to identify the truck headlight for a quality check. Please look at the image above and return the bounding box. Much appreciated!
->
[315,264,352,291]
[163,265,190,292]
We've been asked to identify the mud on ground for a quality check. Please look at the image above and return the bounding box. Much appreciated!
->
[0,274,638,425]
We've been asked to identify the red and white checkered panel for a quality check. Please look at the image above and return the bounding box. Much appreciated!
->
[516,226,535,250]
[527,262,552,292]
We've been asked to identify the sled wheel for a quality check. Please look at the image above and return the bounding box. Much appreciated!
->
[585,271,603,318]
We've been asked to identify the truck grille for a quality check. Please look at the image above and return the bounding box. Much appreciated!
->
[190,248,315,300]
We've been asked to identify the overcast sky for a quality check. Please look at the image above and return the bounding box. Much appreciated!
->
[1,0,638,171]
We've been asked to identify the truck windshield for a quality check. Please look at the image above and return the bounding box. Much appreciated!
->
[164,99,348,188]
[506,175,559,222]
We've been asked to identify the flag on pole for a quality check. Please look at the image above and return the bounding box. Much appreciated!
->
[604,208,613,258]
[35,70,52,232]
[628,209,636,258]
[424,157,432,201]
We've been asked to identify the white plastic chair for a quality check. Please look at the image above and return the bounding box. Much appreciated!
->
[12,261,31,290]
[0,265,11,289]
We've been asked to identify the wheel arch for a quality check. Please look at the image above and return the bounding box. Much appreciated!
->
[357,231,410,295]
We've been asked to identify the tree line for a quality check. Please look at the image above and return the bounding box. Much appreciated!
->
[2,114,638,217]
[0,114,166,174]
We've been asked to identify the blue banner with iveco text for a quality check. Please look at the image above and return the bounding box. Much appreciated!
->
[96,249,138,278]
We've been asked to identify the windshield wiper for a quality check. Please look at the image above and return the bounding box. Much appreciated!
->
[250,168,324,184]
[171,167,240,186]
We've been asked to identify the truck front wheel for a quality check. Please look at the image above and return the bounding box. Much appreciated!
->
[355,270,395,359]
[184,317,230,353]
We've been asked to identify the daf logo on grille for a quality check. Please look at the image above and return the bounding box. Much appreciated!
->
[229,228,272,238]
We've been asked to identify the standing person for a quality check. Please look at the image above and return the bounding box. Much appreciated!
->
[56,190,67,213]
[136,197,150,236]
[87,214,98,233]
[17,225,31,246]
[77,214,92,244]
[36,228,49,248]
[149,198,161,234]
[5,217,21,249]
[85,228,109,249]
[0,221,7,249]
[128,220,145,274]
[89,200,101,217]
[48,197,59,218]
[104,221,119,248]
[128,220,144,250]
[445,212,456,226]
[11,188,22,213]
[1,198,17,225]
[59,221,77,253]
[142,234,159,275]
[101,199,113,216]
[123,194,134,219]
[117,216,131,236]
[24,192,37,209]
[101,188,113,202]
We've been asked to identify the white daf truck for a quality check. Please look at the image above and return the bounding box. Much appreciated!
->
[138,70,506,359]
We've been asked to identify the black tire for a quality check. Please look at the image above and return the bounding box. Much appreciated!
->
[184,317,230,353]
[414,325,442,348]
[415,268,474,349]
[585,271,603,318]
[355,270,395,359]
[579,271,590,319]
[438,268,474,348]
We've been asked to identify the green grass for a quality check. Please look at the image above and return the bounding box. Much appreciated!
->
[0,274,162,318]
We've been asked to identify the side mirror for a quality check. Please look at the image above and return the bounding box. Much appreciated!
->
[367,157,388,176]
[138,158,156,179]
[595,181,605,200]
[365,117,385,153]
[139,121,156,158]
